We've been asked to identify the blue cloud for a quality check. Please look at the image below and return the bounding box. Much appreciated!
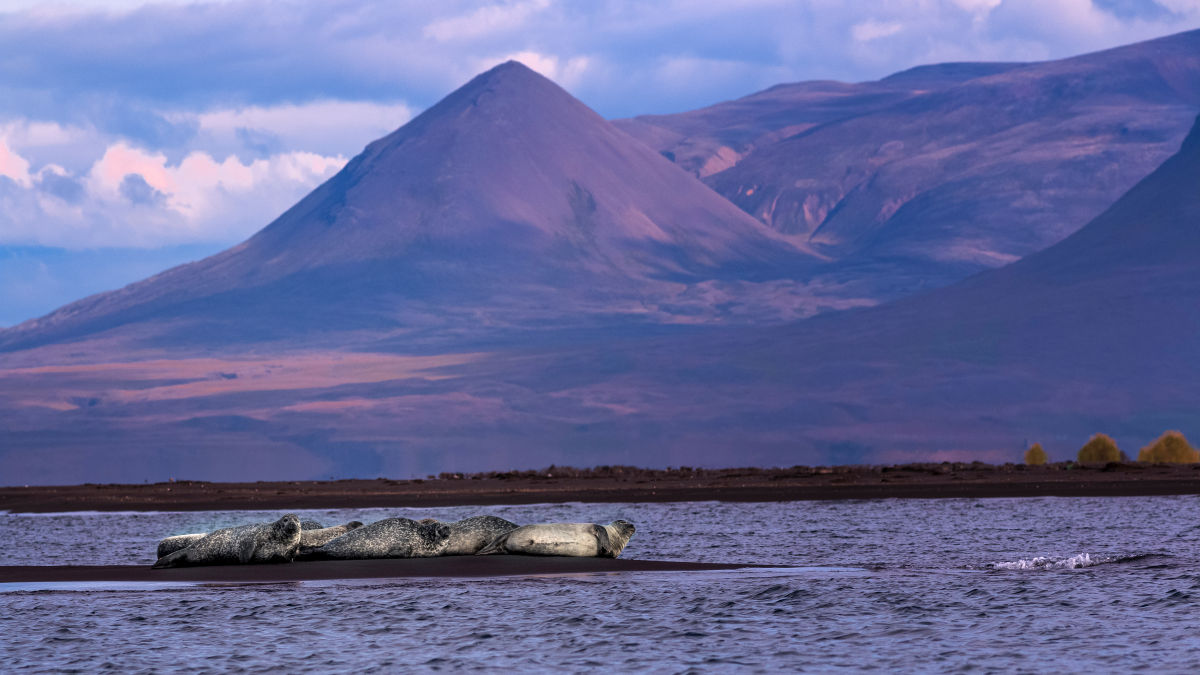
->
[119,174,166,206]
[1093,0,1179,21]
[35,172,85,204]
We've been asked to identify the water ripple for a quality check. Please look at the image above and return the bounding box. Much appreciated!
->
[4,496,1200,670]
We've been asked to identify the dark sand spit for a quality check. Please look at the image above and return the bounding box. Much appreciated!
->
[3,464,1200,513]
[0,557,756,584]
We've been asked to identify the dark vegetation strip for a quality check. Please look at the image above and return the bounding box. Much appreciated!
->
[3,462,1200,512]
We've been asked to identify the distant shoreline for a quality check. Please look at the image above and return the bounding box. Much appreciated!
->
[3,463,1200,513]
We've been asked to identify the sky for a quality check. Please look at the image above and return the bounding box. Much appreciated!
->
[1,0,1199,326]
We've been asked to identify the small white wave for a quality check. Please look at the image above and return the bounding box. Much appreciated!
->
[989,553,1101,570]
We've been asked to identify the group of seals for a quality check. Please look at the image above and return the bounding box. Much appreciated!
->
[153,513,635,567]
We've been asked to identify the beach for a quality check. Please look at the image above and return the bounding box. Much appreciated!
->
[0,556,753,584]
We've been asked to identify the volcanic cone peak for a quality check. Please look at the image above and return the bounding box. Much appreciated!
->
[244,58,807,277]
[1,61,818,353]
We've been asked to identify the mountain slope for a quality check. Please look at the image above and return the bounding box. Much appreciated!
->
[577,113,1200,464]
[0,62,818,354]
[622,29,1200,295]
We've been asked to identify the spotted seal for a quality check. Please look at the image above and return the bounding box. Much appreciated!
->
[152,514,303,568]
[156,518,334,559]
[418,515,520,556]
[476,520,636,558]
[301,517,450,560]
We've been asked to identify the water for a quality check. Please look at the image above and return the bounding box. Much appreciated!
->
[4,497,1200,671]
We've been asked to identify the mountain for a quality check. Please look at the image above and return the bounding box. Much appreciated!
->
[0,62,819,356]
[3,115,1195,484]
[617,29,1200,297]
[540,113,1200,465]
[3,46,1200,484]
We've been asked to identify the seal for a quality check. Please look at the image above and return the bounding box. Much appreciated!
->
[419,515,520,556]
[476,520,636,558]
[157,519,348,559]
[155,533,206,559]
[298,521,364,549]
[301,517,450,560]
[152,514,303,568]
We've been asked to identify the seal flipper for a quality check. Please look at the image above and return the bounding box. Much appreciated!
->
[152,547,189,569]
[295,542,336,560]
[475,532,510,555]
[238,538,259,564]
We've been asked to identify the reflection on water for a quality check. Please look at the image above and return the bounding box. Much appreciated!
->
[4,496,1200,670]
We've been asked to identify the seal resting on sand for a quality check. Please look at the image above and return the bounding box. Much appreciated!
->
[419,515,519,556]
[477,520,636,558]
[157,519,348,558]
[152,514,303,568]
[299,521,364,549]
[301,518,450,560]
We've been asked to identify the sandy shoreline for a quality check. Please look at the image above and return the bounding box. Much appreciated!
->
[3,463,1199,513]
[0,557,755,583]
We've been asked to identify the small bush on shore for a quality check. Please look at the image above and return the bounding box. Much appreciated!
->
[1023,444,1048,465]
[1138,431,1199,463]
[1077,434,1121,463]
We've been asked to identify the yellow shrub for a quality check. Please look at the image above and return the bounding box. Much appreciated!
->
[1023,443,1048,466]
[1077,434,1120,463]
[1138,431,1199,463]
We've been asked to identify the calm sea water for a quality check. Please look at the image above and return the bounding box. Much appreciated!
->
[3,497,1200,672]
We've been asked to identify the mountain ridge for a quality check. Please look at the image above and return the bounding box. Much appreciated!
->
[619,28,1200,299]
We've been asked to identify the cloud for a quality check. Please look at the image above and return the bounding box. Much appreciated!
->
[185,100,414,157]
[852,20,904,42]
[0,95,414,251]
[0,138,31,187]
[0,0,1196,123]
[35,166,85,204]
[0,134,346,248]
[424,0,552,42]
[119,174,166,206]
[484,51,591,88]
